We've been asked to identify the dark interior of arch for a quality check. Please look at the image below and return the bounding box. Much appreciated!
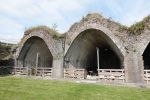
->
[143,43,150,69]
[65,29,123,75]
[18,37,53,68]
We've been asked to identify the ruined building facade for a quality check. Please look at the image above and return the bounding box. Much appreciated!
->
[15,13,150,84]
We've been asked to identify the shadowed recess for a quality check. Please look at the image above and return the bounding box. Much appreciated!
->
[143,43,150,69]
[65,29,123,75]
[17,36,53,67]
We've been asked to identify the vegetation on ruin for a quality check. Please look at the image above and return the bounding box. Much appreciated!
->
[25,25,65,40]
[24,14,150,38]
[0,76,150,100]
[128,15,150,35]
[128,16,149,35]
[0,42,14,60]
[70,13,129,33]
[81,13,103,22]
[75,13,150,35]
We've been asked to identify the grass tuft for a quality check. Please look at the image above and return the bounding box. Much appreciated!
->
[25,25,65,40]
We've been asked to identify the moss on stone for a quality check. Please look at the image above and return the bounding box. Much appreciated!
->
[78,13,129,32]
[81,13,103,22]
[129,22,145,35]
[25,14,150,37]
[0,42,14,60]
[25,25,65,40]
[129,15,150,35]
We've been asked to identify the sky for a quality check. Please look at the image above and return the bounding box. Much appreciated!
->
[0,0,150,44]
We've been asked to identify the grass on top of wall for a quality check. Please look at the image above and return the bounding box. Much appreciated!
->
[25,25,65,40]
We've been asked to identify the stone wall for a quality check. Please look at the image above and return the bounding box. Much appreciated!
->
[15,27,64,78]
[15,13,150,83]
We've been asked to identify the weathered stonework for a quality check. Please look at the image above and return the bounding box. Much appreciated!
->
[16,27,64,78]
[15,13,150,84]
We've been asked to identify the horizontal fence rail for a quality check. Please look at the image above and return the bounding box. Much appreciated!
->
[64,68,86,79]
[97,69,125,82]
[144,70,150,84]
[64,68,125,82]
[36,67,52,76]
[13,67,52,77]
[13,67,28,75]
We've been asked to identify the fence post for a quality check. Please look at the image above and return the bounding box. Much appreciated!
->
[96,47,100,70]
[35,52,39,76]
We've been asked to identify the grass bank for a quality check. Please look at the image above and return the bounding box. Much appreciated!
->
[0,76,150,100]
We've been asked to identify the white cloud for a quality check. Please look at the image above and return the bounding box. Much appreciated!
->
[0,0,86,22]
[99,0,150,26]
[93,0,150,26]
[0,0,150,43]
[120,0,150,26]
[0,15,24,43]
[0,0,91,43]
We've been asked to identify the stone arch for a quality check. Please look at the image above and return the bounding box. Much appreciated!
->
[136,31,150,55]
[141,39,150,70]
[16,28,58,67]
[140,41,150,56]
[65,24,125,56]
[64,25,125,75]
[136,32,150,70]
[142,42,150,69]
[18,36,53,67]
[138,40,150,56]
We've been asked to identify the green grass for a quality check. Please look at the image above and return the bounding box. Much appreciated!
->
[0,77,150,100]
[25,25,65,40]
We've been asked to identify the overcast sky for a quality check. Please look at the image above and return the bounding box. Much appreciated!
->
[0,0,150,43]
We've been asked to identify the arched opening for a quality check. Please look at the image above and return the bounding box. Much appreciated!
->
[143,43,150,69]
[65,29,123,77]
[17,36,53,68]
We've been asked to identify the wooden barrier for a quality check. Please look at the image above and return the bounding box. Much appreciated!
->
[36,67,52,77]
[13,67,52,77]
[64,68,125,82]
[144,70,150,84]
[97,69,125,82]
[64,68,86,79]
[13,67,29,75]
[75,69,86,79]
